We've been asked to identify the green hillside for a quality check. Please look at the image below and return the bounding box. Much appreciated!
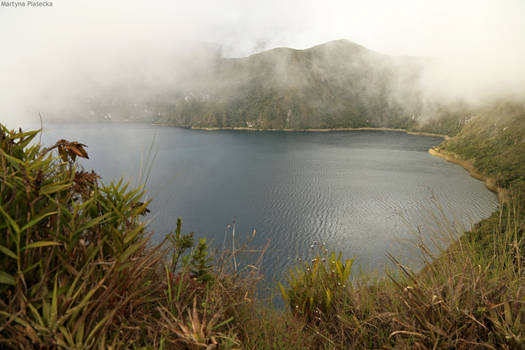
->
[73,39,499,138]
[440,101,525,190]
[153,39,424,129]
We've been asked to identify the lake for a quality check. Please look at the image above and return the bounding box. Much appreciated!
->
[38,123,498,288]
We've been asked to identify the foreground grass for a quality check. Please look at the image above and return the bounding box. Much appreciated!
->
[0,126,257,349]
[1,124,523,349]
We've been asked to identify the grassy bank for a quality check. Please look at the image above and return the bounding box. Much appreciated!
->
[429,148,510,203]
[1,122,523,349]
[438,102,525,205]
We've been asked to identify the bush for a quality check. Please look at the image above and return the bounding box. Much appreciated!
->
[280,244,354,322]
[0,125,254,349]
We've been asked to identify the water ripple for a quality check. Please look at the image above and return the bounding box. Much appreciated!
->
[38,124,500,286]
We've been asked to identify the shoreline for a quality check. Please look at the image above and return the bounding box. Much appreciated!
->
[152,124,450,139]
[429,148,509,203]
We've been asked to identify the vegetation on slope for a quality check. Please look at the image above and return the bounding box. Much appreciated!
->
[63,39,425,129]
[439,101,525,191]
[272,101,525,348]
[145,40,512,138]
[0,126,257,349]
[153,40,423,130]
[1,111,524,349]
[431,100,525,259]
[51,38,509,138]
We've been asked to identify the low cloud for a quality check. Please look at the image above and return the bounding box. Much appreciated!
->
[1,0,524,127]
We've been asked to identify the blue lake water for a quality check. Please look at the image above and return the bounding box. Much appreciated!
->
[38,123,499,289]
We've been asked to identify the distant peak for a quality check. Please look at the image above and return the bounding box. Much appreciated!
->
[238,39,376,60]
[307,39,367,51]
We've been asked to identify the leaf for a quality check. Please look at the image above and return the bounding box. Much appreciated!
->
[343,258,354,282]
[389,330,427,339]
[28,303,45,327]
[0,245,18,260]
[335,260,343,281]
[165,265,173,304]
[58,326,74,347]
[71,214,110,237]
[0,148,25,166]
[0,204,20,234]
[119,238,147,262]
[325,288,332,307]
[13,129,39,143]
[24,241,60,250]
[85,309,116,345]
[39,183,71,195]
[75,321,85,347]
[212,317,234,330]
[123,224,145,245]
[50,275,58,329]
[279,282,288,301]
[69,145,88,159]
[0,271,16,285]
[503,302,512,326]
[21,211,58,232]
[312,258,319,283]
[23,260,41,275]
[64,265,112,319]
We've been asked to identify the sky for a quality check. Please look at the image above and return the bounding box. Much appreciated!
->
[1,0,525,125]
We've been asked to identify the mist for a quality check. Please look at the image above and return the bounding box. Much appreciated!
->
[1,0,525,127]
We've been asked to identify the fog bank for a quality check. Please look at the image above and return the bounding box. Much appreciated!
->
[1,0,524,127]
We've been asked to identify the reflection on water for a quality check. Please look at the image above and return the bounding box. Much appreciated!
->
[39,123,499,286]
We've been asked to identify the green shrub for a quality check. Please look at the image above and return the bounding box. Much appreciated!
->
[280,244,354,322]
[0,125,252,349]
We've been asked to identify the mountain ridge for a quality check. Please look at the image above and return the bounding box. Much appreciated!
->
[151,38,423,130]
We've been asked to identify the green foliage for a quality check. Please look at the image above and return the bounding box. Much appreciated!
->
[0,124,159,348]
[280,245,354,322]
[167,217,195,272]
[440,101,525,201]
[152,40,422,130]
[0,125,252,349]
[166,218,212,285]
[190,238,213,284]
